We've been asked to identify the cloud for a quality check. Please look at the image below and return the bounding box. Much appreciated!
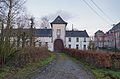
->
[43,10,74,21]
[36,10,75,28]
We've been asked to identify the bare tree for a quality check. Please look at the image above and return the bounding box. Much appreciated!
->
[22,32,29,48]
[0,0,26,68]
[0,0,26,35]
[40,16,50,28]
[16,13,30,48]
[29,17,35,47]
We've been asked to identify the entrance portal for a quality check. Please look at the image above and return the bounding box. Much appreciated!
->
[54,39,64,52]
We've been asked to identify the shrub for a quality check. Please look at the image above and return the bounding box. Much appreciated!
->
[64,48,120,69]
[7,46,51,68]
[108,47,120,52]
[0,36,19,68]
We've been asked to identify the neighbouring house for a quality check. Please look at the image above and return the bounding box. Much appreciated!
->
[94,22,120,49]
[0,16,90,52]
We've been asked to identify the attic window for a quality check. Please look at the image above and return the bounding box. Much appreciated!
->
[57,18,60,21]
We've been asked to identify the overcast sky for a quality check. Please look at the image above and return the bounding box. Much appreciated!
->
[25,0,120,36]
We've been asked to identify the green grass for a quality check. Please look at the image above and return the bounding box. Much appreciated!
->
[95,68,120,79]
[0,52,56,79]
[16,53,56,77]
[0,66,12,79]
[69,56,120,79]
[58,53,67,60]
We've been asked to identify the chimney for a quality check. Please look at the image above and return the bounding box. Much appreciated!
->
[72,24,74,31]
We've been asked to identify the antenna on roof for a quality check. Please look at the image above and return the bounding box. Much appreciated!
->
[72,24,74,31]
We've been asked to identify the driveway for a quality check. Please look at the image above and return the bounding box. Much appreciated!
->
[31,53,94,79]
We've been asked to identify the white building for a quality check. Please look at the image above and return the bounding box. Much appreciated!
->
[4,16,90,52]
[34,16,90,52]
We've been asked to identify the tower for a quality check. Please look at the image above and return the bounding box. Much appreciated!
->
[51,16,67,52]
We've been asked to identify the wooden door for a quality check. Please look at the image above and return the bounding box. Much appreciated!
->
[54,39,63,52]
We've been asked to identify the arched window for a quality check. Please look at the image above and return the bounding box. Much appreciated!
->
[57,29,61,38]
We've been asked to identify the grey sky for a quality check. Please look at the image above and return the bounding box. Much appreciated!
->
[25,0,120,36]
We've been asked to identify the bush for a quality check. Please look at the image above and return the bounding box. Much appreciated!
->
[108,47,120,52]
[0,36,19,68]
[64,48,120,69]
[7,46,51,68]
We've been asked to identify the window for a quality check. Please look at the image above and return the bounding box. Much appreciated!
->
[45,42,48,47]
[39,42,42,46]
[99,42,102,47]
[99,37,102,41]
[57,29,61,35]
[84,45,86,50]
[68,38,71,42]
[84,38,86,42]
[57,29,61,38]
[76,38,79,42]
[68,44,71,48]
[76,44,79,49]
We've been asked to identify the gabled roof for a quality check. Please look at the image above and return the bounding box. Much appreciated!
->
[3,28,89,37]
[66,30,89,37]
[112,22,120,30]
[35,29,52,37]
[95,30,104,35]
[96,30,104,33]
[51,16,67,24]
[3,28,52,37]
[35,29,89,37]
[3,29,31,37]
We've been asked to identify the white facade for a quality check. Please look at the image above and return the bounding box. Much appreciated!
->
[66,37,90,50]
[7,16,90,51]
[34,16,90,51]
[52,24,66,44]
[35,37,53,51]
[34,36,90,51]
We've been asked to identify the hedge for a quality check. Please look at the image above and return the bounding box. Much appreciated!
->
[64,48,120,69]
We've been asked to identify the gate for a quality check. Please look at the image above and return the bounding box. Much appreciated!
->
[54,39,64,52]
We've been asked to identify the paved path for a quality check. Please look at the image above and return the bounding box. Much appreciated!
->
[31,53,94,79]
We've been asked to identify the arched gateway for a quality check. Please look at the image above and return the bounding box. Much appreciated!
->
[54,39,64,52]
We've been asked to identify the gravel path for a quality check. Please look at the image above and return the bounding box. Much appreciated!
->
[31,53,94,79]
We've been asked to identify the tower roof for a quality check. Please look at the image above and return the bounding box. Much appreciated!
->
[51,16,67,24]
